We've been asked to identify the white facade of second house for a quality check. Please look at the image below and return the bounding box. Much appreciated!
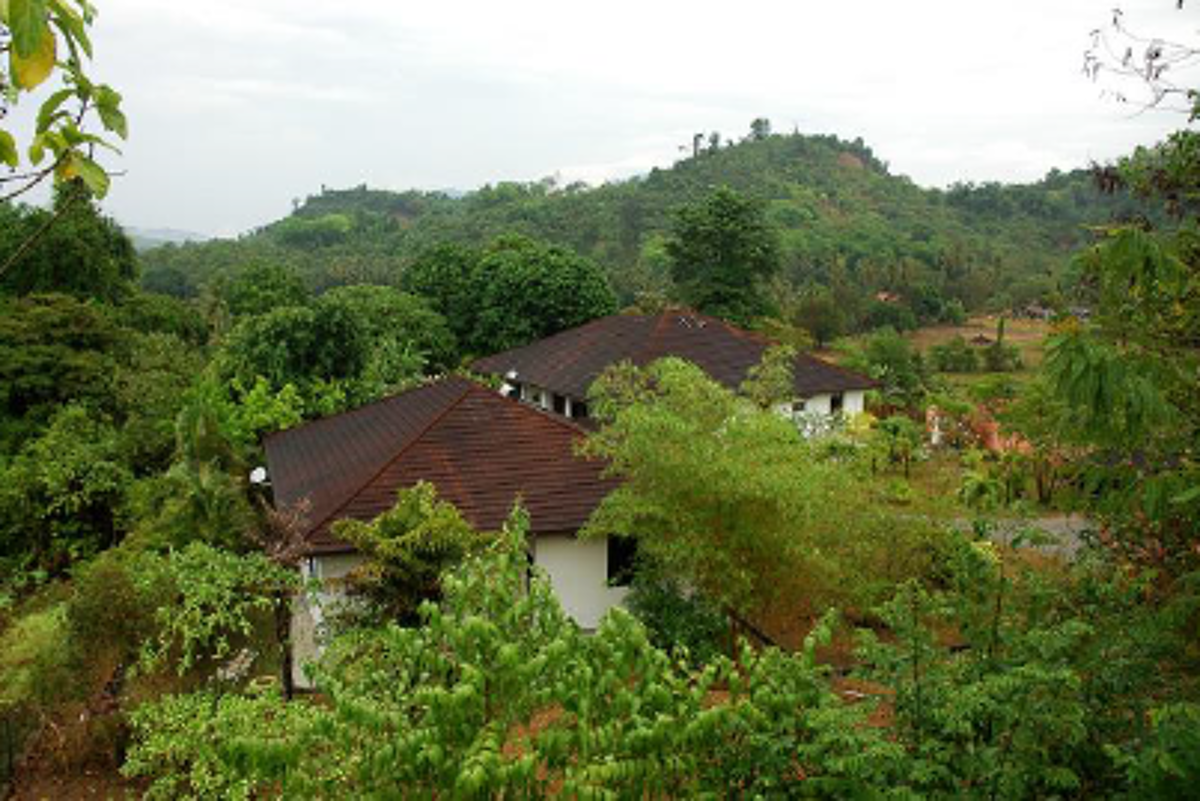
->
[789,389,866,418]
[508,380,866,434]
[290,533,628,688]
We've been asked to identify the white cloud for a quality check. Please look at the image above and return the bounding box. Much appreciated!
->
[39,0,1193,233]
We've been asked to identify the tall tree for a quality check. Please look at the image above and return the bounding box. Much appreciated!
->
[401,243,482,348]
[217,262,310,318]
[0,185,137,302]
[582,357,928,615]
[473,234,617,354]
[665,186,780,325]
[1043,8,1200,573]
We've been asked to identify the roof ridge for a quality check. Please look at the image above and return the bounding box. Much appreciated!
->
[304,377,476,536]
[473,313,619,371]
[633,310,675,366]
[262,373,455,446]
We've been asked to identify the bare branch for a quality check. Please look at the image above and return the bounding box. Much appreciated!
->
[0,163,59,203]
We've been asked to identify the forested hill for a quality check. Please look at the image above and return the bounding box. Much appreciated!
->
[141,129,1144,316]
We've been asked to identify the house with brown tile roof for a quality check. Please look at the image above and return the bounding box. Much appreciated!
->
[472,310,875,423]
[264,375,628,686]
[267,312,875,686]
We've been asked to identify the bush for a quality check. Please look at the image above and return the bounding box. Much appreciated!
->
[929,335,979,373]
[970,374,1019,405]
[982,341,1023,372]
[0,604,76,713]
[122,684,318,800]
[624,563,727,666]
[122,514,904,797]
[1114,703,1200,798]
[67,548,168,665]
[138,543,297,678]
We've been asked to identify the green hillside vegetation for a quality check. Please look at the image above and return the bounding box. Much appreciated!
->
[141,127,1147,338]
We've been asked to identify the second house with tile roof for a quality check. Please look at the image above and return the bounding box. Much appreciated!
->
[473,310,875,425]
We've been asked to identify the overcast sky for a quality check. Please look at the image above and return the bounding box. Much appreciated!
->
[21,0,1198,236]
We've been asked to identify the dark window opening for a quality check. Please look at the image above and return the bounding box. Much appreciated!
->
[830,393,844,415]
[607,535,637,586]
[573,400,589,419]
[792,400,807,414]
[506,381,522,399]
[552,394,568,415]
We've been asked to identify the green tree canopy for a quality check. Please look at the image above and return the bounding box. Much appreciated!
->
[217,262,311,318]
[319,284,457,372]
[582,357,929,614]
[665,186,780,325]
[0,188,137,302]
[843,327,931,411]
[217,304,369,397]
[401,243,482,347]
[474,234,618,353]
[0,293,124,446]
[0,404,131,577]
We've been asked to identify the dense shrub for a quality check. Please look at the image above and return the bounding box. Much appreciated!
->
[929,335,979,372]
[122,515,903,798]
[623,562,727,666]
[123,684,319,800]
[0,604,77,713]
[67,548,169,664]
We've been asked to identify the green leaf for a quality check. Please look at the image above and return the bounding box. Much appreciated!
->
[95,85,127,138]
[47,0,91,58]
[0,130,18,167]
[1171,485,1200,505]
[69,152,109,198]
[11,22,56,89]
[35,87,73,132]
[8,0,48,59]
[27,132,46,164]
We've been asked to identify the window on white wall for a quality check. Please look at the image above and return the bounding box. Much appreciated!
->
[606,536,637,586]
[830,393,844,415]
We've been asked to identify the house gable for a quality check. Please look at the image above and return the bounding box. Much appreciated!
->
[264,376,617,554]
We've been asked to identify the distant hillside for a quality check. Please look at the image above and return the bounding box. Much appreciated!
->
[139,130,1147,318]
[128,226,210,252]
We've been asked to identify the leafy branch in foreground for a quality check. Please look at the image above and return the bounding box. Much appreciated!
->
[0,0,127,203]
[124,510,901,798]
[120,506,1200,797]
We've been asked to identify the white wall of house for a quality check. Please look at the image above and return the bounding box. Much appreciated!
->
[795,390,866,417]
[843,390,865,415]
[520,383,550,410]
[775,389,867,436]
[533,534,629,631]
[292,535,630,686]
[291,552,365,690]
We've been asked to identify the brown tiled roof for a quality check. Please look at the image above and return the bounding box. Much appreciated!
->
[473,311,876,399]
[263,376,617,554]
